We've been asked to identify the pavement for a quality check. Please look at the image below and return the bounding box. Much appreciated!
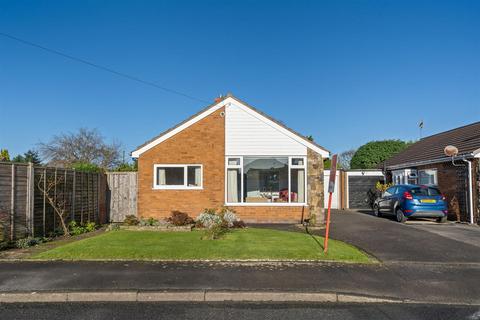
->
[1,302,480,320]
[0,210,479,305]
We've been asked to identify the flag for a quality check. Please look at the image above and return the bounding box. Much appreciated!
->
[419,120,424,129]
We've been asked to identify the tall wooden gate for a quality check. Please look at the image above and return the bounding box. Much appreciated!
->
[106,172,137,222]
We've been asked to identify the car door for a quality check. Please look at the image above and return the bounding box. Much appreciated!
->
[379,186,397,213]
[389,186,404,212]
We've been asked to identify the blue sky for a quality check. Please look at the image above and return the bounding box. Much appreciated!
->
[1,0,479,159]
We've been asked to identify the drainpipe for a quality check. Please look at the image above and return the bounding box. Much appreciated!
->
[462,159,474,224]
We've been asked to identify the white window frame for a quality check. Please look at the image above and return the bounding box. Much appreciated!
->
[224,156,308,206]
[418,168,438,186]
[153,164,203,190]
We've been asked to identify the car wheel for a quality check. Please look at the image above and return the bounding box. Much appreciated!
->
[437,216,448,223]
[373,205,382,217]
[395,208,407,223]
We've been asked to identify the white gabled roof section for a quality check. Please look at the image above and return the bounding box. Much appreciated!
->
[226,100,329,157]
[132,96,330,158]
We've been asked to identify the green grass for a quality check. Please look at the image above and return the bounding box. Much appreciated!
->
[32,228,372,263]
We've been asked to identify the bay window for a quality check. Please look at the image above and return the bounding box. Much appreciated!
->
[154,164,202,189]
[225,156,307,204]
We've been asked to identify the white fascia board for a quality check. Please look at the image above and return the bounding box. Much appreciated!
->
[346,170,384,177]
[131,99,228,158]
[229,99,330,158]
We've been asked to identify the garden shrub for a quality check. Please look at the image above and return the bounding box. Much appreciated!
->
[107,223,120,231]
[69,221,84,236]
[168,211,194,226]
[68,221,98,235]
[218,207,238,228]
[197,208,246,239]
[15,237,44,249]
[0,241,12,251]
[197,209,222,229]
[124,215,139,226]
[232,220,246,228]
[139,217,160,226]
[85,222,97,232]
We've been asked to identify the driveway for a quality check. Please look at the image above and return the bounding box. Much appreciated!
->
[329,210,480,264]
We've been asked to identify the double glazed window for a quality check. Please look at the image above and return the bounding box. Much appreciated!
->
[153,164,202,189]
[226,156,306,204]
[418,169,437,186]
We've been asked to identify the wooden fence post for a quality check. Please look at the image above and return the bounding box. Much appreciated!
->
[97,174,100,224]
[25,162,34,237]
[72,169,76,221]
[42,168,46,237]
[10,163,15,241]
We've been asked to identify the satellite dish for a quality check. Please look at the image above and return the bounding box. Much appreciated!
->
[444,145,459,157]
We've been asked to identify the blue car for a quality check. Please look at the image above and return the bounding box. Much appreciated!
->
[373,184,448,223]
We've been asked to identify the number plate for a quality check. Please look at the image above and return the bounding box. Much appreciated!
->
[420,199,436,203]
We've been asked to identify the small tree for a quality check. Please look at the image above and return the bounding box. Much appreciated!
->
[350,140,411,169]
[113,160,138,172]
[0,149,10,162]
[37,173,70,236]
[323,158,342,170]
[12,150,42,165]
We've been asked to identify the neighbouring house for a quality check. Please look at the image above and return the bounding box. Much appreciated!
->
[131,94,330,223]
[383,121,480,224]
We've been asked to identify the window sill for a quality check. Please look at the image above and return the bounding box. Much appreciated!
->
[152,186,203,190]
[224,202,308,207]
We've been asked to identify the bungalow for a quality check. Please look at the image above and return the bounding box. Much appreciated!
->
[131,94,329,223]
[383,121,480,224]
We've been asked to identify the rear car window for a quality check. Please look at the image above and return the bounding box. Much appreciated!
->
[410,187,441,196]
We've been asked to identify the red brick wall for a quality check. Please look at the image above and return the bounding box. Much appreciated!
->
[415,162,473,222]
[229,206,309,224]
[137,108,226,219]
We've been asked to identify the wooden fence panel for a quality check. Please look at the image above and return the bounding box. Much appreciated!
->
[106,172,137,222]
[0,162,107,242]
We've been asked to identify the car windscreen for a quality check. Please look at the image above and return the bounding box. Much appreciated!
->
[410,187,441,196]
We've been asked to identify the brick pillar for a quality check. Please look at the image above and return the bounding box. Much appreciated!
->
[307,149,325,225]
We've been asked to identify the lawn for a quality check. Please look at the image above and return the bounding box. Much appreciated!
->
[32,228,372,263]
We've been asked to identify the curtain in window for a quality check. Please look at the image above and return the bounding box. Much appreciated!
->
[297,169,305,202]
[195,167,201,186]
[157,168,166,185]
[227,169,239,202]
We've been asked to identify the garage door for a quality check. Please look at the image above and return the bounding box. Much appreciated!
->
[348,175,384,209]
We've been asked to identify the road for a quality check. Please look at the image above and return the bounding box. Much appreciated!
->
[1,302,479,320]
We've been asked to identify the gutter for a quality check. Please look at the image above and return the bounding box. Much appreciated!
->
[385,154,474,170]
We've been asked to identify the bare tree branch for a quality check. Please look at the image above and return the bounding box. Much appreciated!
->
[37,173,70,236]
[38,128,122,169]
